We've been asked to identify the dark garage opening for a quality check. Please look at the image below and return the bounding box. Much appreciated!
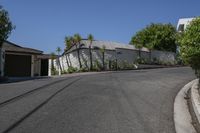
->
[5,54,31,77]
[41,59,48,76]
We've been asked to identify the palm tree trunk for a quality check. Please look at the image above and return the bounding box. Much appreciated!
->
[65,55,70,68]
[76,45,82,69]
[89,46,93,70]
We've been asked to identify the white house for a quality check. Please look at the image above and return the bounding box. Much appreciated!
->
[177,17,194,32]
[50,40,176,75]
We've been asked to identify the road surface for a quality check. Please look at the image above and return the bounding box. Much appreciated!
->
[0,67,196,133]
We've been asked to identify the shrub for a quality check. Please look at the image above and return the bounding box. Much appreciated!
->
[67,66,78,73]
[178,17,200,82]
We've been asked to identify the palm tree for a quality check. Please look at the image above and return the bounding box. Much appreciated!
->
[56,47,63,73]
[50,52,56,74]
[64,36,71,68]
[88,34,94,71]
[74,34,82,69]
[100,45,106,70]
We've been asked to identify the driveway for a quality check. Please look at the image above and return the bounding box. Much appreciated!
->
[0,67,196,133]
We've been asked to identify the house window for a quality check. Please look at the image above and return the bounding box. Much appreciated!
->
[178,24,185,32]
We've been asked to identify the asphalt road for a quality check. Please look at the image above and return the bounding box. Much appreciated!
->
[0,67,196,133]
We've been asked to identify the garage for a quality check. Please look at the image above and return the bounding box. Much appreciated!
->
[5,54,31,77]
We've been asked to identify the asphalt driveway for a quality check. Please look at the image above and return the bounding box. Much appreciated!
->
[0,67,196,133]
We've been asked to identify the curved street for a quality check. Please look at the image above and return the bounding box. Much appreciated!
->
[0,67,196,133]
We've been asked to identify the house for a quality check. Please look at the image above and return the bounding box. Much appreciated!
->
[50,40,176,75]
[177,17,194,32]
[1,41,50,77]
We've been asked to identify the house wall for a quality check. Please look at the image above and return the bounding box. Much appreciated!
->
[151,50,176,64]
[50,48,176,75]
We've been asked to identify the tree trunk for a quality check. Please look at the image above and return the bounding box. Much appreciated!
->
[76,45,82,69]
[66,55,70,68]
[89,46,93,71]
[139,48,141,58]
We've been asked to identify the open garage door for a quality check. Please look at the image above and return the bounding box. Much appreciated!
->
[5,54,31,77]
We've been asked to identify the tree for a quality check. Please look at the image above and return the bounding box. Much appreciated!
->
[178,17,200,83]
[56,47,63,73]
[100,45,106,70]
[64,36,71,67]
[130,31,144,58]
[50,52,56,75]
[88,34,94,70]
[0,6,15,76]
[130,23,177,57]
[73,34,82,69]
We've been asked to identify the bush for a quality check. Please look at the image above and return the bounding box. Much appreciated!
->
[67,66,78,73]
[178,17,200,82]
[51,68,59,75]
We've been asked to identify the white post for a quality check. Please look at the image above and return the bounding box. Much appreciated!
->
[48,59,52,76]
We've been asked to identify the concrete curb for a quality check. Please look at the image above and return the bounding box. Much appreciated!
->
[190,79,200,127]
[174,79,197,133]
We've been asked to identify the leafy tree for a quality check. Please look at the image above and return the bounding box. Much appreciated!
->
[0,6,15,46]
[56,47,63,73]
[130,23,177,57]
[73,34,82,69]
[178,17,200,82]
[130,31,145,58]
[88,34,94,70]
[0,6,15,76]
[100,45,106,70]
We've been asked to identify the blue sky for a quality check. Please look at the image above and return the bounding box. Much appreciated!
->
[1,0,199,53]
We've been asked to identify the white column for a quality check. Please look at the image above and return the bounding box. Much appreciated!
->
[48,59,52,76]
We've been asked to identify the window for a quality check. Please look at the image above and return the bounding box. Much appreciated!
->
[178,24,185,32]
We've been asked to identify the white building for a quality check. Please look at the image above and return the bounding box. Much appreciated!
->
[177,17,194,32]
[50,40,176,75]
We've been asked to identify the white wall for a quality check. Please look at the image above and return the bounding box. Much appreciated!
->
[151,50,176,64]
[49,48,176,75]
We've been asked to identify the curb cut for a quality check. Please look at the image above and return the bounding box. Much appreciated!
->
[174,79,197,133]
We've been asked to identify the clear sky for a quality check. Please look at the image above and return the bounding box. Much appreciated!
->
[1,0,199,53]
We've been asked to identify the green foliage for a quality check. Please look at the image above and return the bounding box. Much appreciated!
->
[93,60,102,71]
[56,47,61,55]
[67,66,78,73]
[130,23,177,52]
[135,57,148,64]
[64,36,72,51]
[0,6,15,46]
[51,67,59,75]
[178,17,200,80]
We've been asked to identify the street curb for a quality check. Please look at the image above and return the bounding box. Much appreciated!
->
[190,79,200,129]
[174,79,197,133]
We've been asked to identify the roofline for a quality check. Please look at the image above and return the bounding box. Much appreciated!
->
[5,40,43,53]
